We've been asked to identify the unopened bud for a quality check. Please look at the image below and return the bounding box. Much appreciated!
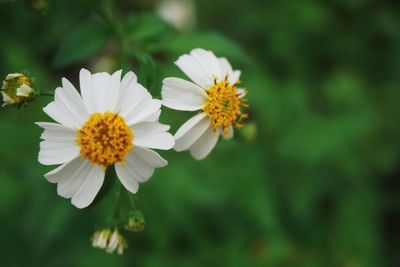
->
[1,73,37,107]
[125,210,145,232]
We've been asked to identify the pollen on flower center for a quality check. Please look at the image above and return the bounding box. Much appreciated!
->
[203,79,248,134]
[76,112,133,167]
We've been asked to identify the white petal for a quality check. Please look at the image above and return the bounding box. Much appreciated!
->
[218,57,233,78]
[71,164,105,208]
[56,78,89,125]
[126,99,162,126]
[133,147,168,168]
[190,48,222,80]
[142,110,161,122]
[118,83,151,118]
[228,70,241,85]
[116,149,155,187]
[44,157,104,207]
[175,49,220,88]
[175,113,207,139]
[131,121,170,135]
[36,122,76,141]
[237,88,247,98]
[91,71,121,113]
[43,101,81,129]
[38,139,80,165]
[174,113,210,151]
[161,77,206,111]
[57,159,92,198]
[133,132,175,150]
[16,84,33,97]
[222,125,234,139]
[44,157,79,183]
[115,163,139,194]
[120,71,137,92]
[80,68,94,113]
[190,126,220,160]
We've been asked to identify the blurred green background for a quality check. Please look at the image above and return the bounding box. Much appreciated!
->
[0,0,399,266]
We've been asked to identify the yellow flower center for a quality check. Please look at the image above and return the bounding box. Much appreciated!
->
[76,112,133,167]
[203,79,248,135]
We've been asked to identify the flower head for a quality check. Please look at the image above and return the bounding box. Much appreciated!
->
[125,210,145,232]
[161,48,248,160]
[92,228,127,255]
[37,69,174,208]
[1,73,37,107]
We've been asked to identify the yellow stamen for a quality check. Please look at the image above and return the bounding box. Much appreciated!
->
[203,79,248,135]
[76,112,133,167]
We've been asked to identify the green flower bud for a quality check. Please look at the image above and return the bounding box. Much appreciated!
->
[125,210,145,232]
[1,73,38,107]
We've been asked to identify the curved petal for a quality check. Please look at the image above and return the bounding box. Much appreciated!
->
[38,140,80,165]
[115,163,139,194]
[43,101,81,129]
[175,48,222,88]
[71,164,105,208]
[36,122,76,141]
[134,147,168,168]
[222,125,234,139]
[116,148,160,193]
[60,78,89,123]
[161,77,206,111]
[218,57,233,78]
[91,71,122,113]
[79,68,94,113]
[229,70,241,85]
[191,48,221,79]
[125,99,161,126]
[131,121,170,135]
[142,110,161,123]
[120,71,137,92]
[56,159,91,198]
[44,157,104,208]
[174,113,210,151]
[118,83,151,118]
[190,126,220,160]
[134,129,174,150]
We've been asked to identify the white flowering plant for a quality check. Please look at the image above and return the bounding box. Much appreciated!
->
[0,0,251,256]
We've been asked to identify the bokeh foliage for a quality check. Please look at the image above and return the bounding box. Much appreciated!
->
[0,0,399,266]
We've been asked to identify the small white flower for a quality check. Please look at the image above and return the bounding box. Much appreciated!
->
[37,69,174,208]
[92,229,127,255]
[161,48,248,160]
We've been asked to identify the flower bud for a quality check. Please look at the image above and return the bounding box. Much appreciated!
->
[1,73,37,107]
[91,228,127,255]
[125,210,145,232]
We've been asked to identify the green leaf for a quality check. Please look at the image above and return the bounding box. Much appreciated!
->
[125,12,174,44]
[137,53,156,90]
[53,21,109,68]
[161,31,250,63]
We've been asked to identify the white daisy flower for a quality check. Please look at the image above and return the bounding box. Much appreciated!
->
[161,48,248,160]
[37,69,174,208]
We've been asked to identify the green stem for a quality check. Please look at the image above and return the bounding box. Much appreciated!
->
[128,193,138,210]
[39,92,54,96]
[112,183,123,220]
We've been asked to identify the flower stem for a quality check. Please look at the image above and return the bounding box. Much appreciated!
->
[39,92,54,96]
[112,183,123,220]
[128,193,138,210]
